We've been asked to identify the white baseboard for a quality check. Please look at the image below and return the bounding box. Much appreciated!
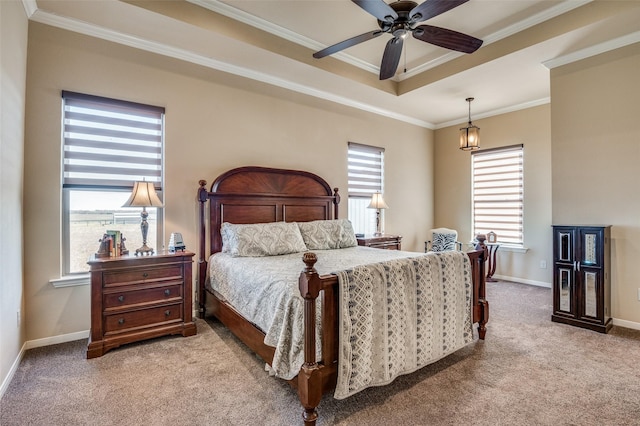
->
[492,274,552,288]
[0,342,27,400]
[612,318,640,331]
[23,330,89,350]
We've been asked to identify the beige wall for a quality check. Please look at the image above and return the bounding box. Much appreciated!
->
[23,23,434,341]
[0,0,28,394]
[550,43,640,325]
[434,105,553,286]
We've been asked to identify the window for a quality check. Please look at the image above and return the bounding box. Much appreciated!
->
[62,91,164,274]
[471,145,524,246]
[347,142,385,235]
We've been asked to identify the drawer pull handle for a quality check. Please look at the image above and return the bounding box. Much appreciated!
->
[142,273,148,278]
[164,310,171,317]
[118,318,125,325]
[118,295,125,302]
[164,289,171,296]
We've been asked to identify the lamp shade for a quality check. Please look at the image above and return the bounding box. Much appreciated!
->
[122,181,164,208]
[367,192,389,209]
[459,124,480,151]
[460,97,480,151]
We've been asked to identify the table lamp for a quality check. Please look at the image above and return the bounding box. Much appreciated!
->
[122,181,164,255]
[368,192,388,236]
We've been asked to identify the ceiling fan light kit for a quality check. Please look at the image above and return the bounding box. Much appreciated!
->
[460,97,480,151]
[313,0,483,80]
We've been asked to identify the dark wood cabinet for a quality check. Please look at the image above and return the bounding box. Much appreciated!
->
[551,226,611,333]
[87,251,197,358]
[357,234,402,250]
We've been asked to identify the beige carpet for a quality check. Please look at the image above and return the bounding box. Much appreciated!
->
[2,281,640,425]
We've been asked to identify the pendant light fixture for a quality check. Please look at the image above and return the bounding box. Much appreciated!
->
[460,97,480,151]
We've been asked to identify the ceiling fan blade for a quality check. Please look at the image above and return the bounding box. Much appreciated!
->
[379,37,404,80]
[409,0,469,24]
[313,30,384,59]
[352,0,398,23]
[413,25,483,53]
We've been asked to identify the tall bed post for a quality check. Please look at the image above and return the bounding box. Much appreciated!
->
[298,252,323,425]
[197,180,209,318]
[469,240,489,339]
[475,240,489,339]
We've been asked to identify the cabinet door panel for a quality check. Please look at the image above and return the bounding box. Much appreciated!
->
[583,271,597,317]
[578,228,603,267]
[558,231,573,262]
[556,266,573,314]
[578,268,602,322]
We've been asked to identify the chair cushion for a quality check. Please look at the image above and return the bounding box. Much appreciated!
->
[430,228,458,252]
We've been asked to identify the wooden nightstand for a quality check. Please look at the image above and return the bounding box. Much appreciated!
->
[86,251,196,358]
[357,234,402,250]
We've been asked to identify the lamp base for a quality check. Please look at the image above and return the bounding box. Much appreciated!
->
[135,243,155,256]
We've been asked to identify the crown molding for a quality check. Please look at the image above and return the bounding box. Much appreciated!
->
[27,7,433,129]
[435,97,550,129]
[542,30,640,69]
[188,0,379,75]
[22,0,37,17]
[398,0,592,80]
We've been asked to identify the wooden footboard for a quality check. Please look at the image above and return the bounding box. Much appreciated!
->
[296,248,488,425]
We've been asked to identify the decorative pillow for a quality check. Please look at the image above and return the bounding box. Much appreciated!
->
[220,221,308,257]
[430,228,458,252]
[297,219,358,250]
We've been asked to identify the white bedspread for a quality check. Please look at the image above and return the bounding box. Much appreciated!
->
[208,247,472,396]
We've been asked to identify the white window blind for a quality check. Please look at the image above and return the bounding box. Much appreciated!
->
[472,145,524,245]
[348,142,384,198]
[62,91,164,190]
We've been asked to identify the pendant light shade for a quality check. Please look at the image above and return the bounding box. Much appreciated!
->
[460,97,480,151]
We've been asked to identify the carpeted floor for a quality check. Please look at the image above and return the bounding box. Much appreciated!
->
[2,281,640,425]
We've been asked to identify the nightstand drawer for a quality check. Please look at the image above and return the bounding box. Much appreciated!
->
[357,234,402,250]
[103,284,183,310]
[104,303,183,334]
[103,265,183,287]
[374,242,400,250]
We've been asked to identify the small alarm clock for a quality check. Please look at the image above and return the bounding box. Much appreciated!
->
[168,232,186,252]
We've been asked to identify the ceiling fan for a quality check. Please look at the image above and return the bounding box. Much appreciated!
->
[313,0,483,80]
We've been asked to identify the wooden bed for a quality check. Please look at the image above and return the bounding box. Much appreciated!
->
[197,166,489,425]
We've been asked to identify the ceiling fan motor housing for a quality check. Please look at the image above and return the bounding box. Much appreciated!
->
[377,1,419,34]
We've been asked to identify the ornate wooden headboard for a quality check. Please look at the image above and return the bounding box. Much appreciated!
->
[197,166,340,302]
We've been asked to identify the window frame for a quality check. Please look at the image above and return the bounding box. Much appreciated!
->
[347,142,385,235]
[60,91,165,277]
[471,144,524,247]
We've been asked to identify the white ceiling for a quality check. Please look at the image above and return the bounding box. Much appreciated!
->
[26,0,640,128]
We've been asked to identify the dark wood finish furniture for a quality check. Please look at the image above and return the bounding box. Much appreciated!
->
[485,243,500,282]
[87,251,196,358]
[197,166,488,426]
[356,234,402,250]
[551,225,611,333]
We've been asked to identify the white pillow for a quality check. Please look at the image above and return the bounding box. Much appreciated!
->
[221,221,308,257]
[297,219,358,250]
